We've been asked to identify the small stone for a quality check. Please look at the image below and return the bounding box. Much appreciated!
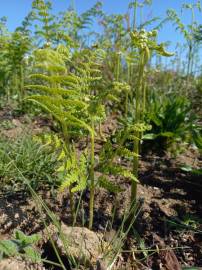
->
[14,213,19,219]
[43,223,113,268]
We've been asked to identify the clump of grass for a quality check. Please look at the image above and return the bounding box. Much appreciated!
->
[0,135,59,192]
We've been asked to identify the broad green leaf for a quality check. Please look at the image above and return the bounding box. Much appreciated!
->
[0,240,18,256]
[143,133,157,140]
[24,246,41,263]
[14,230,41,245]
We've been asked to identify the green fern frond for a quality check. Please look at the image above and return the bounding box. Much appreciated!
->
[27,95,93,134]
[112,81,131,93]
[128,135,142,141]
[58,149,66,161]
[59,172,78,192]
[71,175,87,192]
[117,147,139,158]
[106,94,120,102]
[26,85,77,96]
[101,163,138,182]
[133,123,152,132]
[33,133,62,149]
[56,44,70,59]
[27,94,87,111]
[121,170,138,182]
[27,96,65,121]
[29,73,53,84]
[34,63,66,73]
[64,114,94,135]
[98,176,123,193]
[59,152,88,193]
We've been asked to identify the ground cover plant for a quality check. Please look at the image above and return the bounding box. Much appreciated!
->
[0,134,59,192]
[0,0,201,269]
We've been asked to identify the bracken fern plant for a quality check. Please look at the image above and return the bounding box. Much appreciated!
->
[25,44,111,228]
[129,29,174,205]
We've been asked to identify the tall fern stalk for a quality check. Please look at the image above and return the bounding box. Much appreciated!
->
[61,123,75,222]
[130,29,174,205]
[131,51,145,203]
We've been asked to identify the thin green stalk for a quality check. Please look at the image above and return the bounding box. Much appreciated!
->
[73,190,84,226]
[20,64,24,100]
[6,85,10,104]
[125,93,129,117]
[131,54,145,204]
[140,79,147,140]
[62,122,75,223]
[89,119,95,229]
[187,43,192,78]
[131,138,139,202]
[142,80,146,120]
[19,64,25,110]
[140,6,143,28]
[121,246,190,253]
[125,62,131,116]
[69,187,75,223]
[116,52,121,81]
[42,259,64,268]
[133,0,138,30]
[98,120,105,141]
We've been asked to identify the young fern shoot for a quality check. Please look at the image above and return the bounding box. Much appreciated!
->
[130,29,174,205]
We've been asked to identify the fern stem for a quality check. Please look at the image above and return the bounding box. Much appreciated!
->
[125,62,131,116]
[98,121,105,141]
[20,64,24,101]
[69,186,75,222]
[125,93,129,117]
[62,122,75,223]
[131,53,145,204]
[116,52,121,81]
[89,120,95,230]
[132,133,139,203]
[133,0,138,30]
[140,79,146,139]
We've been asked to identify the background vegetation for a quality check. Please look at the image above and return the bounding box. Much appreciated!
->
[0,0,201,269]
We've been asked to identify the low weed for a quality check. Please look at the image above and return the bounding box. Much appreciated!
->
[0,230,41,263]
[144,93,198,151]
